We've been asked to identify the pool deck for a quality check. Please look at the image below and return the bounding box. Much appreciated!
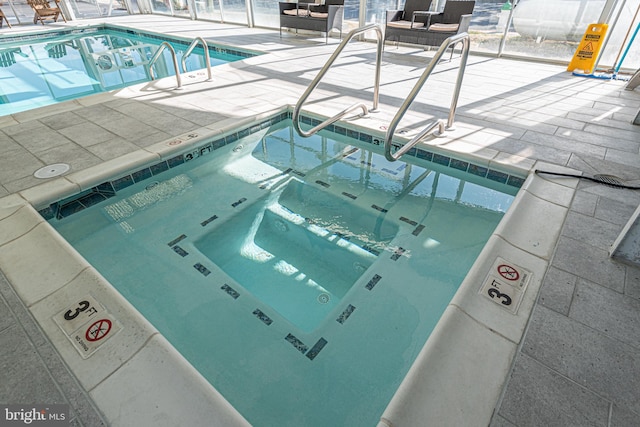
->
[1,15,640,427]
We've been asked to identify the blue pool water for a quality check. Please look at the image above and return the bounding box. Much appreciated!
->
[46,115,520,426]
[0,25,255,116]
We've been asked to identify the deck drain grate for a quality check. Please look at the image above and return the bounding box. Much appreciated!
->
[34,163,70,179]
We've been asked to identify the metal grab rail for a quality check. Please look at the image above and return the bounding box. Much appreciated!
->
[384,33,470,162]
[148,42,182,89]
[293,24,383,138]
[181,37,212,81]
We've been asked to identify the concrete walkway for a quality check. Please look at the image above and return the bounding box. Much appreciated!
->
[1,15,640,426]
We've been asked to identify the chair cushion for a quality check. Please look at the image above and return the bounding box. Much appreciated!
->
[283,8,310,16]
[309,11,328,18]
[386,20,425,29]
[428,23,459,32]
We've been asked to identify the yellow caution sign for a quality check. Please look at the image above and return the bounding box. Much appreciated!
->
[567,23,609,73]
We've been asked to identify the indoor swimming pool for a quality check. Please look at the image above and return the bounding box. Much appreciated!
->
[42,113,522,426]
[0,25,257,116]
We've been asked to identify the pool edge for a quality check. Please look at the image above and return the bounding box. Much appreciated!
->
[377,162,580,426]
[0,108,579,425]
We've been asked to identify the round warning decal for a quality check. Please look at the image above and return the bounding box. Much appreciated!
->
[85,319,112,342]
[497,264,519,281]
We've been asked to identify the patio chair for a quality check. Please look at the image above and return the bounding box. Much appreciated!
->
[27,0,67,25]
[385,0,475,49]
[279,0,344,43]
[423,0,475,40]
[385,0,434,44]
[0,7,11,28]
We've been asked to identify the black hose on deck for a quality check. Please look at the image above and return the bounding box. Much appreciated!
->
[534,170,640,190]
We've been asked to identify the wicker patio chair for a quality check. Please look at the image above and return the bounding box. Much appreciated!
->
[385,0,475,49]
[385,0,434,38]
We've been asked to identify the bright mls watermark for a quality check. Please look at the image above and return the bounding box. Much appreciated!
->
[0,405,69,426]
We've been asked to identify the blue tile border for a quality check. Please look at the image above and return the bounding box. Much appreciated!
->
[40,112,288,221]
[40,110,524,222]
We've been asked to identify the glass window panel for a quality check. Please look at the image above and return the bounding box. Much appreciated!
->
[502,0,606,62]
[251,0,278,28]
[2,0,33,25]
[469,0,508,55]
[65,0,130,18]
[149,0,173,14]
[219,0,248,24]
[170,0,191,15]
[362,0,403,41]
[598,0,640,71]
[343,0,361,32]
[194,0,223,20]
[148,0,189,16]
[366,0,401,25]
[68,0,101,19]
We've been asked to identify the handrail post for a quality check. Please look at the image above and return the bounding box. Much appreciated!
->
[181,37,213,81]
[293,24,383,138]
[371,25,383,112]
[384,33,470,162]
[148,42,182,89]
[446,37,470,129]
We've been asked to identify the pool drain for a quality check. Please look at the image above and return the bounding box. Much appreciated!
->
[33,163,70,179]
[273,219,289,232]
[318,293,330,304]
[353,262,367,274]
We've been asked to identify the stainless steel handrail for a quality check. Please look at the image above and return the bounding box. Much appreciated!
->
[181,37,212,81]
[148,41,182,89]
[293,24,383,138]
[384,33,470,162]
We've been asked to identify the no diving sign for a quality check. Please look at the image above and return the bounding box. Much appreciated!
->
[86,319,112,342]
[497,264,519,281]
[479,258,531,314]
[54,295,121,359]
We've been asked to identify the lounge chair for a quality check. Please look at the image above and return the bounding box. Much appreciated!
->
[0,7,11,28]
[27,0,67,25]
[385,0,475,49]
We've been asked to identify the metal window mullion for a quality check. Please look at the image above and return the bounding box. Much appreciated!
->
[245,0,254,27]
